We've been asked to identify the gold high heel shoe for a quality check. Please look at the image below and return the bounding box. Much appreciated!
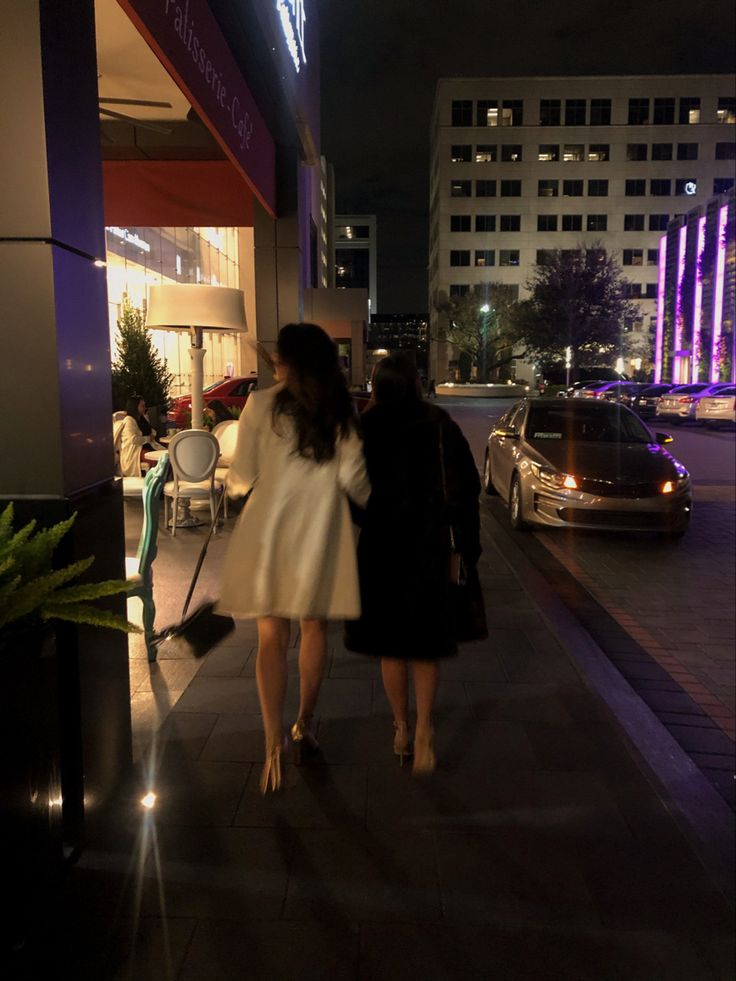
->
[290,716,319,764]
[393,722,413,766]
[260,736,285,794]
[412,728,436,776]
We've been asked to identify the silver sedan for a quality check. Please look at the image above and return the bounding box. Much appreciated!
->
[695,386,736,428]
[484,398,691,537]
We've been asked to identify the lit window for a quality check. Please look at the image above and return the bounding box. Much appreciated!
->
[475,250,495,267]
[501,145,523,162]
[499,250,520,266]
[475,144,497,162]
[563,144,584,162]
[588,144,609,161]
[717,97,736,124]
[538,144,559,162]
[679,97,701,124]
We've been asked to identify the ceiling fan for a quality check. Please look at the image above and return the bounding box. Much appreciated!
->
[98,97,173,135]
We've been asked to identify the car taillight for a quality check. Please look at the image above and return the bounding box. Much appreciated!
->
[677,397,695,404]
[733,399,736,411]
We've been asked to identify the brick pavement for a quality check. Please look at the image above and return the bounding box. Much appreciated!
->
[11,505,733,981]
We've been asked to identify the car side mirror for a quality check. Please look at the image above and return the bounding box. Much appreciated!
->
[655,432,673,444]
[494,427,520,439]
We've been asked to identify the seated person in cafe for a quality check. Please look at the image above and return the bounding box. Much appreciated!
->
[115,395,164,477]
[204,398,235,427]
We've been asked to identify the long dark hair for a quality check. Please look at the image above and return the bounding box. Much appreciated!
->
[372,355,423,412]
[125,394,152,435]
[272,322,355,462]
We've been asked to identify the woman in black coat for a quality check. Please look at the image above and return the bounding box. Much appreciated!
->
[345,356,481,774]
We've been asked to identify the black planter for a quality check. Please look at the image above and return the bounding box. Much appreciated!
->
[0,623,65,953]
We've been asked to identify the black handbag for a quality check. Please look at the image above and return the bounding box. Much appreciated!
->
[439,424,488,642]
[153,488,235,658]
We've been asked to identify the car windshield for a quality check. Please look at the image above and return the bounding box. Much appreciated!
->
[526,405,653,443]
[672,384,708,394]
[712,386,735,397]
[203,380,226,394]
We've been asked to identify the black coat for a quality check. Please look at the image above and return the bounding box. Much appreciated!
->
[345,401,481,660]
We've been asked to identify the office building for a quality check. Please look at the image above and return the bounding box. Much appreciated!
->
[429,75,736,380]
[335,215,378,314]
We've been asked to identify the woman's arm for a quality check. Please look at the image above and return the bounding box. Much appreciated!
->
[225,391,261,497]
[338,427,371,509]
[122,416,148,447]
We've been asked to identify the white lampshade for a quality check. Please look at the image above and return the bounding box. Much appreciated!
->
[146,284,247,332]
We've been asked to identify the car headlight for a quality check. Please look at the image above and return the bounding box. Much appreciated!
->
[530,462,578,490]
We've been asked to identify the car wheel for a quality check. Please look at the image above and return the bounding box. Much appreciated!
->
[483,450,498,496]
[509,474,528,531]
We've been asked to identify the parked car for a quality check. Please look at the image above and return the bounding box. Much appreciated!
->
[694,385,736,428]
[573,381,611,398]
[655,382,731,424]
[631,383,675,418]
[563,380,607,398]
[483,398,691,537]
[588,381,652,404]
[169,375,258,428]
[539,365,626,394]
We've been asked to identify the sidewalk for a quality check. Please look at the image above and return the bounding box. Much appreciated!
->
[27,505,736,980]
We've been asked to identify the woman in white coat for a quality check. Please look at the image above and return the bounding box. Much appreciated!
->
[115,395,164,477]
[218,323,370,793]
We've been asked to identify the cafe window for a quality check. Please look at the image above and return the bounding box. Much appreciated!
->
[717,97,736,124]
[625,180,646,196]
[451,144,472,163]
[476,180,497,197]
[540,99,561,126]
[589,99,611,125]
[653,98,675,124]
[499,250,520,266]
[565,99,586,125]
[623,249,643,266]
[538,144,559,162]
[624,214,645,231]
[588,144,609,161]
[501,144,523,162]
[500,180,521,197]
[475,214,496,231]
[500,215,521,231]
[679,97,701,124]
[677,143,698,160]
[649,214,669,231]
[562,214,582,231]
[450,250,470,266]
[451,101,473,126]
[563,180,583,196]
[627,143,647,161]
[651,143,673,160]
[628,98,650,125]
[537,215,558,232]
[588,180,608,197]
[475,144,497,162]
[450,215,471,232]
[587,214,607,231]
[538,179,559,197]
[475,250,495,267]
[450,180,472,197]
[563,144,585,162]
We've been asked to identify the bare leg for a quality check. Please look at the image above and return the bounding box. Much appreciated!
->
[412,660,440,774]
[296,618,329,721]
[256,617,290,746]
[380,658,410,726]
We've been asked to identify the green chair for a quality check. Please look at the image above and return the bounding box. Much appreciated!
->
[125,452,169,661]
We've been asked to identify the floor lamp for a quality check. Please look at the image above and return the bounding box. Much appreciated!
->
[146,284,248,429]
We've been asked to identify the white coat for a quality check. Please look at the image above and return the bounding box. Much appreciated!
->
[217,384,371,620]
[115,416,148,477]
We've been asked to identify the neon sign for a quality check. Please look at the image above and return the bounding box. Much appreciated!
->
[276,0,306,73]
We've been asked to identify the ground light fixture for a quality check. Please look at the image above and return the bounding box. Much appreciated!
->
[146,284,248,429]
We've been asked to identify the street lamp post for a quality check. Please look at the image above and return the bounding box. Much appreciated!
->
[479,303,490,383]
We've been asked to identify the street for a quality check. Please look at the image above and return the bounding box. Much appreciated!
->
[442,396,736,807]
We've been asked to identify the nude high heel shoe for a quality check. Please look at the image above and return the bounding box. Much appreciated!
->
[412,727,436,776]
[290,715,319,764]
[260,735,286,794]
[393,722,413,767]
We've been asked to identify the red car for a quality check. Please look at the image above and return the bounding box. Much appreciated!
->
[170,375,258,427]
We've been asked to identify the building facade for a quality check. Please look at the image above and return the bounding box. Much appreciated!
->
[429,75,736,381]
[335,215,378,314]
[368,314,429,374]
[656,188,735,385]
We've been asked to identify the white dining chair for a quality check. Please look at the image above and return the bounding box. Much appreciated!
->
[163,430,223,536]
[212,419,239,518]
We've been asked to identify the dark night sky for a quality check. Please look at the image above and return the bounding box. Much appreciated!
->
[317,0,736,313]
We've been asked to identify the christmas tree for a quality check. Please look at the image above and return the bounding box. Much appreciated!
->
[111,299,173,412]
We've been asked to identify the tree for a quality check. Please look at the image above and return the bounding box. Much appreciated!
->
[510,246,639,369]
[434,283,521,382]
[111,300,173,411]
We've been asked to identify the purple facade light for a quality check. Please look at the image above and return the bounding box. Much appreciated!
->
[710,205,728,384]
[672,224,687,383]
[654,234,667,383]
[691,215,706,383]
